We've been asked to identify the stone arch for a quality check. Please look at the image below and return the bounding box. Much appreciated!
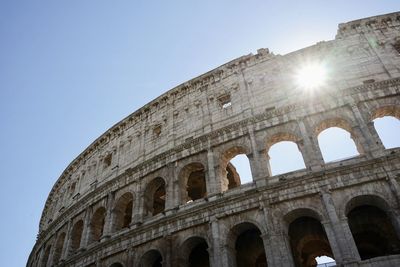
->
[179,162,207,203]
[109,262,124,267]
[140,249,163,267]
[111,192,134,232]
[370,105,400,120]
[227,222,268,267]
[370,105,400,148]
[283,208,334,267]
[52,232,66,264]
[219,145,252,191]
[178,236,210,267]
[144,177,166,216]
[265,132,306,175]
[337,190,396,219]
[283,208,324,226]
[345,194,400,260]
[315,117,363,161]
[88,207,106,244]
[69,220,83,254]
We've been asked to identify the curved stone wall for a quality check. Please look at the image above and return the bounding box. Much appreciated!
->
[28,12,400,267]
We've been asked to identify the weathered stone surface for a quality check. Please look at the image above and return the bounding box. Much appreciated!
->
[28,12,400,267]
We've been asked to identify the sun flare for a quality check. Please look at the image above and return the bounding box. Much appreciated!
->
[295,62,327,90]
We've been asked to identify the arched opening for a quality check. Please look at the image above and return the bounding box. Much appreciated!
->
[347,204,400,260]
[288,216,334,267]
[315,256,335,266]
[180,163,207,203]
[268,141,306,175]
[109,263,124,267]
[112,192,133,232]
[52,232,66,264]
[221,146,253,191]
[315,118,362,163]
[41,245,51,267]
[229,222,267,267]
[373,116,400,149]
[88,207,106,244]
[144,177,166,216]
[180,237,210,267]
[140,249,163,267]
[69,220,83,254]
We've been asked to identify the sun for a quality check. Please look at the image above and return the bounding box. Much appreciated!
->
[295,62,327,90]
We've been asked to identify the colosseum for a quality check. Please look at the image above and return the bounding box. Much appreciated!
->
[28,12,400,267]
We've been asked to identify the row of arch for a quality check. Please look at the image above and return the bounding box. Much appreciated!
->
[38,193,400,267]
[36,105,400,266]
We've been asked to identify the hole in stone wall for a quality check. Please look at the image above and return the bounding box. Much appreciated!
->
[348,205,400,260]
[234,224,267,267]
[89,207,106,243]
[268,141,306,175]
[373,116,400,149]
[228,154,252,186]
[289,217,334,267]
[315,256,336,266]
[318,127,359,163]
[188,240,210,267]
[69,220,83,254]
[112,192,133,232]
[187,168,207,201]
[52,232,66,264]
[104,154,112,168]
[218,94,232,109]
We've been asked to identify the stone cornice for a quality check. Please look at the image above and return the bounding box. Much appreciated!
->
[336,11,400,38]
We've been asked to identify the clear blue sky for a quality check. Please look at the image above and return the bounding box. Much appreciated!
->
[0,1,399,266]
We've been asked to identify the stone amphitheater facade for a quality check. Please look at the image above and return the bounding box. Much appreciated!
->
[28,12,400,267]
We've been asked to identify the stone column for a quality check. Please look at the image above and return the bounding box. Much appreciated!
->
[261,203,295,267]
[321,192,360,263]
[207,144,220,195]
[350,104,385,157]
[80,209,92,249]
[209,216,224,267]
[339,217,361,262]
[298,119,325,169]
[248,126,271,181]
[132,181,144,224]
[165,163,177,210]
[60,220,73,260]
[126,247,135,267]
[164,235,173,267]
[101,192,115,240]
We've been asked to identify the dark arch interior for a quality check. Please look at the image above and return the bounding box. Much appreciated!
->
[235,226,267,267]
[187,167,206,201]
[113,193,133,232]
[70,220,83,254]
[145,178,166,216]
[52,232,66,264]
[188,240,210,267]
[89,207,106,243]
[141,250,162,267]
[109,263,124,267]
[288,216,334,267]
[348,205,400,260]
[153,182,166,215]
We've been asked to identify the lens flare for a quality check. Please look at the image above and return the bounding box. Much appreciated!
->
[295,63,327,90]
